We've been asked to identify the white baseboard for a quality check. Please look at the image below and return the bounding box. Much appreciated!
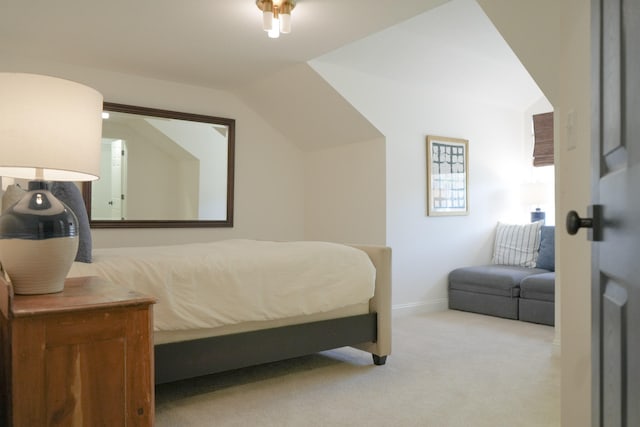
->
[392,298,448,317]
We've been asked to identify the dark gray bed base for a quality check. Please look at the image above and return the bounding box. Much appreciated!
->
[154,313,385,384]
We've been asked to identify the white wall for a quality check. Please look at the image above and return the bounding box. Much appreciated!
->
[304,137,386,245]
[145,118,228,220]
[126,131,183,220]
[555,2,592,425]
[477,1,592,425]
[2,57,307,248]
[311,60,534,312]
[521,96,555,225]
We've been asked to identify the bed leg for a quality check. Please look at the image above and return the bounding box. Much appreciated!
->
[372,354,387,365]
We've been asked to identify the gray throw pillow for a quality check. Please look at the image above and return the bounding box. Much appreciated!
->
[536,225,555,271]
[50,182,92,263]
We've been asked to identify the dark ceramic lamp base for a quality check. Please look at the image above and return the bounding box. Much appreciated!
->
[0,181,79,295]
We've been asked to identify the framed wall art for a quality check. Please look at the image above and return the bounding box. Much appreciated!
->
[426,135,469,216]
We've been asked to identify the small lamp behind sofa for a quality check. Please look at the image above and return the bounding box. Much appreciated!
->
[522,182,551,224]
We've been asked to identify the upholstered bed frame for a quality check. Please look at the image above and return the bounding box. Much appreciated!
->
[153,244,392,384]
[0,184,393,385]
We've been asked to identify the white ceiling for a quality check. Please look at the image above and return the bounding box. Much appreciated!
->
[0,0,449,90]
[313,0,543,110]
[0,0,543,150]
[0,0,540,107]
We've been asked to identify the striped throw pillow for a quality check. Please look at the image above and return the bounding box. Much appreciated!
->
[492,221,543,267]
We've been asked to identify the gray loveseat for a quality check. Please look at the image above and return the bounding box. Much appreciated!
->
[448,225,555,326]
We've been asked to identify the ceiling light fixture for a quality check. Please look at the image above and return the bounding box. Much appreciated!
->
[256,0,296,39]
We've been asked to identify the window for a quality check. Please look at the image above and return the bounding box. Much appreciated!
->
[532,112,554,166]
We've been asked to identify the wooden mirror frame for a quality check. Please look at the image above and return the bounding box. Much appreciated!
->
[83,102,235,228]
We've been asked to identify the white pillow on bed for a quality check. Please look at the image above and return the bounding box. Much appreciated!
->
[491,221,542,268]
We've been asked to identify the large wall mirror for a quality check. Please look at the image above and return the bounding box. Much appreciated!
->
[83,102,235,228]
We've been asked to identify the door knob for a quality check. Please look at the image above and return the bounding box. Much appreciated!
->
[566,210,592,235]
[565,205,603,241]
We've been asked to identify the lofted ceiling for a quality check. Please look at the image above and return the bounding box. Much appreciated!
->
[312,0,543,111]
[0,0,543,151]
[0,0,449,91]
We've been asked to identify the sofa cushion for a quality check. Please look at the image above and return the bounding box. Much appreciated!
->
[520,272,555,302]
[449,265,548,298]
[519,298,555,326]
[492,221,543,268]
[536,226,555,271]
[449,289,519,320]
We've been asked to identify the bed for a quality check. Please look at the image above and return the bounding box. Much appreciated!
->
[67,239,392,384]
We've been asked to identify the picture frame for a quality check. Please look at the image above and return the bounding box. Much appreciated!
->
[426,135,469,216]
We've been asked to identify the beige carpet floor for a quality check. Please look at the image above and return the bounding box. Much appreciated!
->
[155,310,560,427]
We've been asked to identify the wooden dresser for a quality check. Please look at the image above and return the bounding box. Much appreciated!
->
[0,276,156,426]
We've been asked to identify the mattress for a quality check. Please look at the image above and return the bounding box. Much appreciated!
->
[67,239,376,332]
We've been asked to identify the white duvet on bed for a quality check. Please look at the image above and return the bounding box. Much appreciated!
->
[67,239,376,332]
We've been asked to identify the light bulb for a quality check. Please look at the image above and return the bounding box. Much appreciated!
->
[268,17,280,38]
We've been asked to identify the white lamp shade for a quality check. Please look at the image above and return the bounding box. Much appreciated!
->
[521,182,550,206]
[0,73,103,181]
[262,11,274,30]
[280,13,291,33]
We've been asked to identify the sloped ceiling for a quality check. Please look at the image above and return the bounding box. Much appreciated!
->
[476,0,562,105]
[0,0,448,90]
[236,63,384,152]
[0,0,541,151]
[312,0,543,111]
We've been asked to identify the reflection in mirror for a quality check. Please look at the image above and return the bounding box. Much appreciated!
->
[83,103,235,228]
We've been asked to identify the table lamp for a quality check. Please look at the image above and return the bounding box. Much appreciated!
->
[521,181,550,224]
[0,73,103,294]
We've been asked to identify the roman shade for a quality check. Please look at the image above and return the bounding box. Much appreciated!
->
[532,112,554,166]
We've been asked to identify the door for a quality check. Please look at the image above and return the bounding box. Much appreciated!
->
[590,0,640,425]
[91,139,127,220]
[108,139,126,220]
